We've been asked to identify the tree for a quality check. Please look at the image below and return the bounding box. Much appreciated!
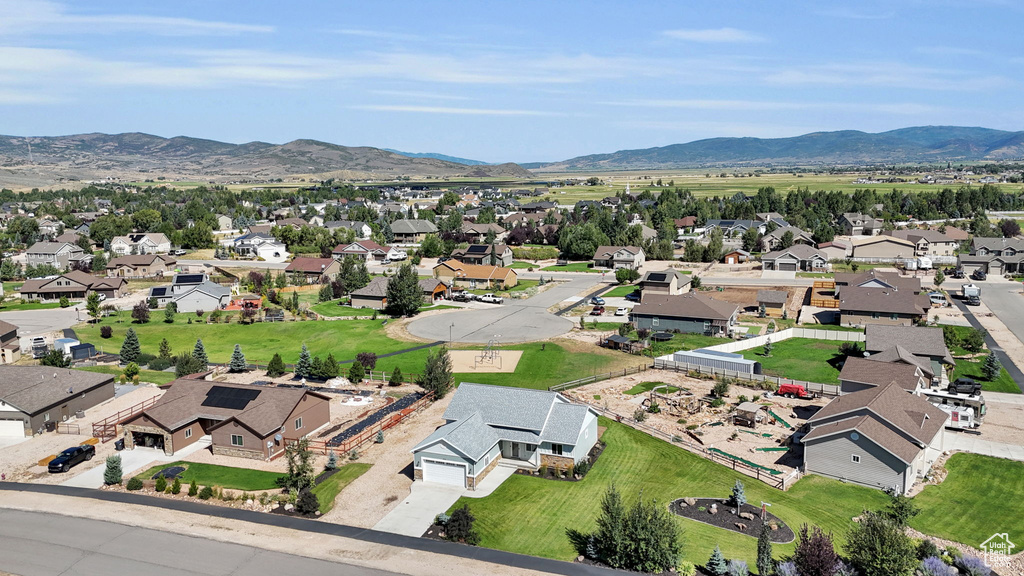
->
[961,328,985,352]
[389,366,403,386]
[998,218,1021,238]
[163,302,176,323]
[192,339,208,369]
[757,521,774,576]
[131,300,150,323]
[844,511,917,576]
[883,492,920,527]
[417,346,454,398]
[348,360,365,383]
[120,328,141,363]
[982,352,1002,381]
[40,348,71,368]
[267,353,286,377]
[386,263,422,317]
[295,489,320,515]
[228,344,247,373]
[103,455,123,485]
[615,267,640,284]
[933,267,945,287]
[322,353,339,379]
[356,352,378,370]
[778,230,795,249]
[158,338,172,359]
[762,337,773,357]
[318,282,333,303]
[175,352,205,377]
[279,438,316,493]
[731,479,747,509]
[558,222,610,260]
[793,524,838,576]
[123,362,140,379]
[420,234,443,258]
[295,344,312,378]
[58,295,70,308]
[86,292,101,323]
[706,546,728,576]
[446,504,480,545]
[741,227,761,252]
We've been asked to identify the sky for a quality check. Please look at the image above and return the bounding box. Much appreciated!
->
[1,0,1022,163]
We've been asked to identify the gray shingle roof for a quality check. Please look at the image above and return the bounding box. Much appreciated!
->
[390,219,438,234]
[839,357,924,391]
[0,367,113,415]
[351,276,389,298]
[630,292,737,321]
[865,325,953,364]
[756,290,788,304]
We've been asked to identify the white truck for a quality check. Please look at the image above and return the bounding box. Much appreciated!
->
[479,293,503,304]
[961,283,982,299]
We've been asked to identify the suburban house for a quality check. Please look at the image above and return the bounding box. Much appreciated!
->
[722,249,750,264]
[629,292,738,336]
[704,219,765,237]
[958,237,1024,276]
[106,254,177,278]
[390,219,438,243]
[674,216,698,236]
[148,273,232,313]
[324,220,372,239]
[54,231,83,245]
[233,233,288,263]
[349,276,389,310]
[433,261,518,290]
[883,229,959,257]
[638,269,692,298]
[419,278,450,302]
[332,240,388,262]
[121,380,330,459]
[760,244,829,272]
[0,320,20,365]
[592,245,646,270]
[411,383,599,489]
[460,222,508,243]
[835,269,921,293]
[802,381,946,494]
[838,212,883,236]
[19,271,127,301]
[110,233,172,256]
[760,226,815,251]
[284,257,342,284]
[865,324,955,382]
[450,244,514,267]
[756,290,789,318]
[838,357,928,395]
[817,240,852,260]
[25,241,86,270]
[216,215,234,231]
[0,367,115,437]
[275,217,309,230]
[851,236,918,261]
[837,287,929,327]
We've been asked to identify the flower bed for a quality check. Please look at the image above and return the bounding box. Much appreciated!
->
[670,498,794,543]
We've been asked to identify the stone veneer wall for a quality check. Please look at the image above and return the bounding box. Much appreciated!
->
[466,454,503,490]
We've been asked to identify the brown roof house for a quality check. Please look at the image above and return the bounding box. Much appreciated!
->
[864,324,955,381]
[803,381,946,494]
[838,357,929,395]
[19,271,127,301]
[332,240,388,262]
[121,380,331,459]
[0,367,115,437]
[837,287,929,327]
[638,269,691,299]
[460,222,508,244]
[419,278,449,302]
[629,292,738,336]
[592,246,645,270]
[350,276,390,310]
[106,254,177,278]
[390,219,438,243]
[433,261,518,290]
[450,244,514,267]
[285,257,342,284]
[0,320,19,365]
[851,236,918,261]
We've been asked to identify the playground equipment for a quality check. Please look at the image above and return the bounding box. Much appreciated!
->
[474,339,502,369]
[643,384,699,416]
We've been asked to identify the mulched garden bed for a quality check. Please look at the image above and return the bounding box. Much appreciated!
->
[514,441,606,482]
[670,498,794,543]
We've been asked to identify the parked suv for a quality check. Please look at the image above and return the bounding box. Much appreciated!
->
[971,269,987,281]
[48,445,96,473]
[590,306,605,316]
[948,378,982,396]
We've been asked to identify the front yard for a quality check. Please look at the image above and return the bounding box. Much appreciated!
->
[541,262,602,273]
[136,461,285,491]
[311,463,372,514]
[0,300,62,311]
[950,354,1020,394]
[739,338,843,384]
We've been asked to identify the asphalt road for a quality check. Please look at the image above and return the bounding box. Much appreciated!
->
[0,508,399,576]
[0,306,82,338]
[406,276,603,344]
[973,279,1024,352]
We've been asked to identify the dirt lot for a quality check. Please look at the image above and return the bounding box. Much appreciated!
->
[706,286,806,317]
[561,369,830,474]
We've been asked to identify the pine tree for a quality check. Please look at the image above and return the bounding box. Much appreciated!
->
[326,450,338,470]
[267,353,286,377]
[348,360,365,383]
[192,339,208,369]
[103,455,123,485]
[763,338,773,357]
[310,356,324,379]
[731,479,747,509]
[158,338,172,359]
[375,429,384,443]
[417,346,453,398]
[188,479,198,496]
[120,328,141,363]
[982,353,1002,381]
[757,521,774,576]
[295,344,312,378]
[706,546,728,576]
[323,353,339,378]
[164,304,175,323]
[389,367,403,386]
[86,292,101,322]
[228,344,247,373]
[318,282,334,303]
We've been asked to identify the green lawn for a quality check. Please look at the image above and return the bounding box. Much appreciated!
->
[2,281,23,293]
[646,332,726,358]
[579,321,625,331]
[466,280,540,295]
[77,365,177,385]
[309,300,374,317]
[311,463,371,514]
[601,285,639,297]
[541,262,602,273]
[624,381,679,395]
[454,341,640,389]
[508,261,537,269]
[739,338,843,384]
[950,355,1020,393]
[0,300,62,311]
[450,418,890,566]
[910,453,1024,547]
[136,461,285,491]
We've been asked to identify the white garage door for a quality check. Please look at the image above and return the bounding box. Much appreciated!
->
[422,459,466,488]
[0,419,26,437]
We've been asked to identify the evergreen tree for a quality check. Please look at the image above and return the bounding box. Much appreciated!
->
[982,352,1002,381]
[417,346,453,398]
[175,352,204,378]
[120,328,141,363]
[348,360,365,383]
[310,356,324,379]
[267,353,286,377]
[326,450,338,470]
[706,546,728,576]
[228,344,247,372]
[445,504,480,545]
[763,338,773,357]
[933,268,945,287]
[318,282,334,302]
[164,303,176,323]
[295,344,312,378]
[389,366,403,386]
[757,521,774,576]
[386,263,423,317]
[323,353,339,378]
[192,339,208,369]
[86,292,101,323]
[103,455,123,485]
[844,511,917,576]
[59,294,70,308]
[731,479,747,509]
[158,338,172,359]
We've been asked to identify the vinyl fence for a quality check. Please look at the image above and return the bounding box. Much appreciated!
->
[701,327,865,354]
[652,358,840,398]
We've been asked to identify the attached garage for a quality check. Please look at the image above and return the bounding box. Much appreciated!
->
[421,459,467,487]
[778,261,797,271]
[0,418,26,437]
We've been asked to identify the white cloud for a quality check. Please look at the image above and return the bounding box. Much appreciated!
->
[761,62,1013,91]
[371,90,471,101]
[350,104,557,116]
[662,27,765,43]
[603,98,947,115]
[0,88,62,105]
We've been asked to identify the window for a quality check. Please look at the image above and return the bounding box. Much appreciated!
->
[43,412,50,422]
[851,455,861,464]
[871,312,880,319]
[652,317,659,327]
[294,417,303,430]
[184,428,192,439]
[890,313,899,320]
[550,444,564,456]
[231,434,244,446]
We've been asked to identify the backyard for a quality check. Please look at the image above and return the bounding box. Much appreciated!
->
[135,461,285,491]
[77,365,177,385]
[739,338,843,384]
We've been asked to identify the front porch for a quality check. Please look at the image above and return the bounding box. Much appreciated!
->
[499,440,539,470]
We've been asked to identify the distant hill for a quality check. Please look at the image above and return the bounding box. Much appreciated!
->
[535,126,1024,171]
[382,149,491,166]
[0,132,532,188]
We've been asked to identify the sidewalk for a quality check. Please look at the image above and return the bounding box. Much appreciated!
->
[945,432,1024,462]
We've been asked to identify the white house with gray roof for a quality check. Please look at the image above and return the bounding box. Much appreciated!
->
[411,383,599,489]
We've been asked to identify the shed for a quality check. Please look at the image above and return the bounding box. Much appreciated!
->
[733,402,766,428]
[756,290,789,318]
[671,348,760,375]
[69,343,96,361]
[723,249,750,264]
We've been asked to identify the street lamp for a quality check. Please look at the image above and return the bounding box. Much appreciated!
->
[449,322,455,347]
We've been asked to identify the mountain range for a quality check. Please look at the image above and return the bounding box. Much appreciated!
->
[382,149,491,166]
[0,132,531,188]
[532,126,1024,171]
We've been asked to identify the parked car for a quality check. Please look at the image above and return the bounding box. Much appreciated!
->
[451,292,473,302]
[615,306,629,316]
[777,383,817,399]
[966,294,981,306]
[950,268,966,279]
[437,257,450,263]
[590,306,605,316]
[479,293,503,304]
[48,444,96,473]
[948,378,983,396]
[381,258,391,265]
[928,292,947,306]
[971,269,987,281]
[172,249,187,256]
[624,291,641,302]
[590,296,606,305]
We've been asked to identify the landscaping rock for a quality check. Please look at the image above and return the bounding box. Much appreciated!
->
[577,556,584,562]
[739,512,756,521]
[736,523,747,531]
[284,503,294,512]
[771,524,779,531]
[684,497,697,506]
[709,504,718,515]
[245,499,254,506]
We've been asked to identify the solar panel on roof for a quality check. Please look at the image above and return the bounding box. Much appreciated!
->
[647,273,667,282]
[467,245,488,254]
[201,386,261,410]
[151,287,167,297]
[174,274,205,284]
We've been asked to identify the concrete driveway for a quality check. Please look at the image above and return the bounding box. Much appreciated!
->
[944,431,1024,462]
[406,276,603,344]
[60,437,210,488]
[372,466,516,537]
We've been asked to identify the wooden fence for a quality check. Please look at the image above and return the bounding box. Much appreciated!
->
[809,298,840,309]
[91,395,159,442]
[652,358,840,398]
[291,391,434,457]
[548,363,651,392]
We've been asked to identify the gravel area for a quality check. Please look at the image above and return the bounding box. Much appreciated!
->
[976,395,1024,446]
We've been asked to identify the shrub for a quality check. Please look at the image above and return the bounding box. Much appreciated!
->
[920,556,956,576]
[348,449,360,460]
[326,450,338,470]
[188,480,198,496]
[633,407,647,422]
[954,555,990,576]
[123,362,140,379]
[775,561,798,576]
[148,357,173,371]
[446,504,480,545]
[794,524,839,576]
[103,455,123,485]
[844,511,917,576]
[266,353,286,377]
[295,488,320,515]
[126,477,144,491]
[572,460,590,476]
[375,430,384,444]
[171,477,181,495]
[727,560,749,576]
[678,561,697,576]
[706,546,727,576]
[348,361,365,383]
[615,267,640,284]
[435,513,451,527]
[154,475,167,493]
[198,486,214,500]
[710,398,725,408]
[389,367,403,386]
[100,325,113,338]
[647,400,661,414]
[712,379,730,398]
